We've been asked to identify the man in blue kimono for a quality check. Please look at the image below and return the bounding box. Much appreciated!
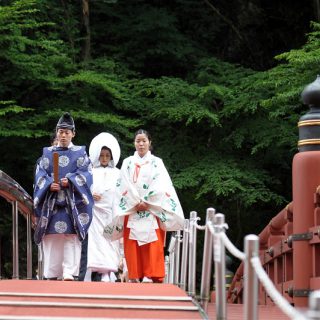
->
[34,112,93,281]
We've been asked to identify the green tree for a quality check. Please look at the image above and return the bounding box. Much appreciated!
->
[0,0,319,278]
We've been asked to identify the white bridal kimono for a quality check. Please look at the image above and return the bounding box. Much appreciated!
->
[85,132,122,282]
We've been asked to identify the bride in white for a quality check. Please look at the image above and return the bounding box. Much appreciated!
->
[84,132,122,282]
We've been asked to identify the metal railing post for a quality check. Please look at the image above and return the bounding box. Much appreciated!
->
[188,211,198,297]
[308,290,320,319]
[174,230,181,285]
[164,255,169,283]
[243,235,259,320]
[26,214,32,279]
[180,219,189,290]
[12,200,19,279]
[214,213,226,320]
[168,235,176,284]
[200,208,216,311]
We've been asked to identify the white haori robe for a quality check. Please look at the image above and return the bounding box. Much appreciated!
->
[87,166,121,274]
[105,151,184,243]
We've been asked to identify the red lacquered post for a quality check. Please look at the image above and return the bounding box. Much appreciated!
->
[292,76,320,306]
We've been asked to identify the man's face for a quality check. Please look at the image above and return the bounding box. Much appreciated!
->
[56,129,75,147]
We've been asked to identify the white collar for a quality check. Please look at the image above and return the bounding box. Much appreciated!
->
[57,142,74,149]
[96,163,113,169]
[133,151,151,161]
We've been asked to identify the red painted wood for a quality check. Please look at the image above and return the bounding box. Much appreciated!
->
[207,303,292,320]
[292,151,320,306]
[0,280,202,319]
[0,280,302,319]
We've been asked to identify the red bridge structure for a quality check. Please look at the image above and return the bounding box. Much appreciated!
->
[228,75,320,311]
[2,77,320,319]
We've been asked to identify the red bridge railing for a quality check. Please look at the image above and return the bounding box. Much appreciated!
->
[228,160,320,308]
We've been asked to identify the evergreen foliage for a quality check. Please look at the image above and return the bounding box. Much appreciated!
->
[0,0,318,278]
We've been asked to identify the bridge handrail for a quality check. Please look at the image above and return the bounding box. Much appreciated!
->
[165,209,319,319]
[0,170,34,279]
[216,230,245,261]
[194,217,206,231]
[210,213,307,320]
[250,256,306,320]
[0,170,34,222]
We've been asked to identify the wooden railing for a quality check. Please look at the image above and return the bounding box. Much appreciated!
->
[0,170,34,279]
[228,185,320,308]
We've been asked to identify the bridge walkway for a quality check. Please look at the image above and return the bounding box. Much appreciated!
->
[0,280,298,319]
[0,280,205,319]
[207,302,292,319]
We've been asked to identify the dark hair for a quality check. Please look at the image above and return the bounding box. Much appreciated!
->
[101,146,113,160]
[134,129,153,151]
[134,129,152,141]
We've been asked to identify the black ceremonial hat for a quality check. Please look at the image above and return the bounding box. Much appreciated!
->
[56,112,75,131]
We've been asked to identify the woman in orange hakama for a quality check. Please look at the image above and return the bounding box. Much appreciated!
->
[109,129,184,283]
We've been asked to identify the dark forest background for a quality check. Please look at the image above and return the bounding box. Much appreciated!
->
[0,0,319,280]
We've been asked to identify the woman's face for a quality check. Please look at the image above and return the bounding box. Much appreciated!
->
[99,149,112,167]
[134,133,151,157]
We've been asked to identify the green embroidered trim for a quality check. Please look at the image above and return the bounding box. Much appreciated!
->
[119,197,127,211]
[144,190,154,201]
[170,198,177,212]
[137,211,150,218]
[105,224,123,235]
[151,159,157,167]
[116,225,123,232]
[127,159,132,170]
[158,211,167,222]
[104,225,113,235]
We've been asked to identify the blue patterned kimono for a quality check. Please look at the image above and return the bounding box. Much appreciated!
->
[33,145,93,245]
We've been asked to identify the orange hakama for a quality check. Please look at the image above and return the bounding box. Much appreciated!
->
[123,216,165,282]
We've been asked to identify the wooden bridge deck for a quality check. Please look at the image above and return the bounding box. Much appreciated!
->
[207,303,292,319]
[0,280,302,319]
[0,280,204,319]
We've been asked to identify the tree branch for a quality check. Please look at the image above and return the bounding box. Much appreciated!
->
[203,0,243,41]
